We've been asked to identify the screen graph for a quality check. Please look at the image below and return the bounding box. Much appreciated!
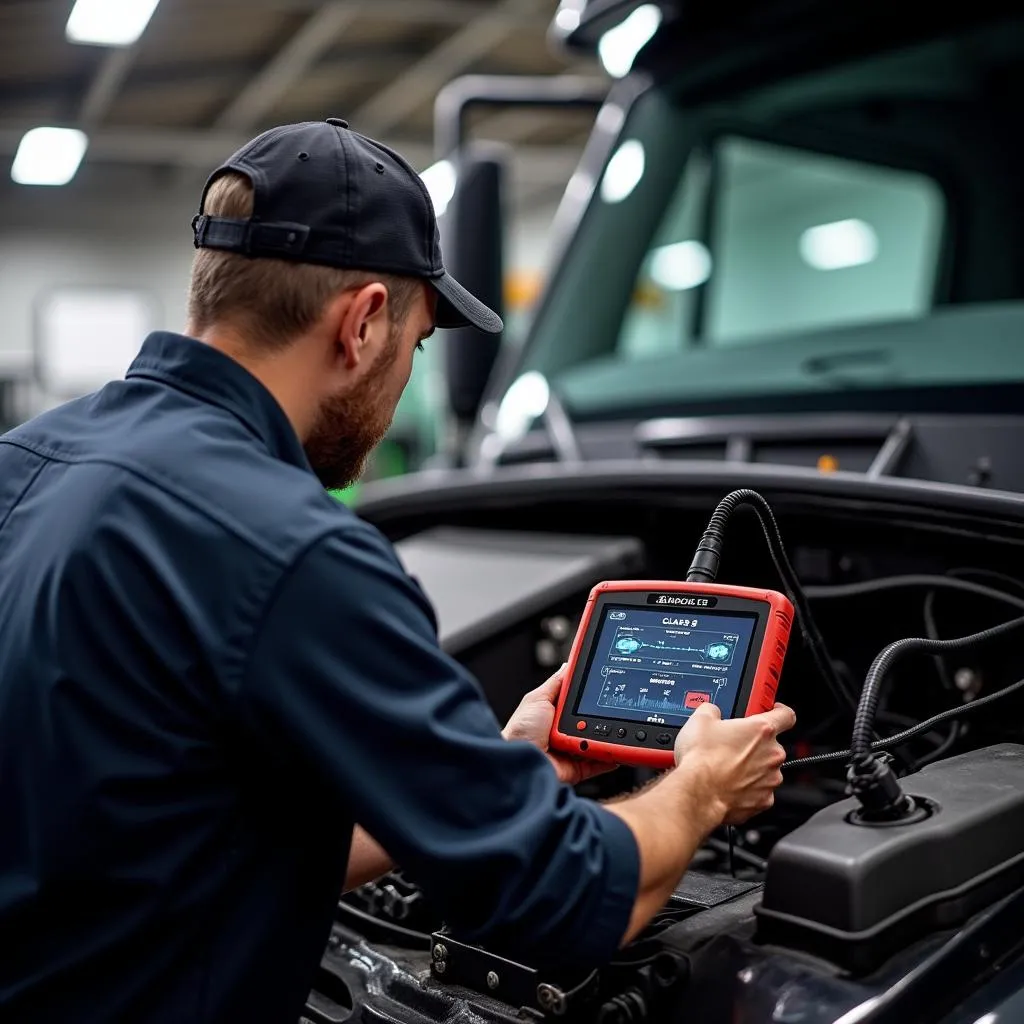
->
[575,606,757,726]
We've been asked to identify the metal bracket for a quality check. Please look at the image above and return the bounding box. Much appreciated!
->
[433,74,608,157]
[430,933,596,1016]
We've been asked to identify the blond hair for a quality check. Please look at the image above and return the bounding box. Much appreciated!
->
[187,172,420,351]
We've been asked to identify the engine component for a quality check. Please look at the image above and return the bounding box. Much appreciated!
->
[392,528,643,656]
[756,744,1024,972]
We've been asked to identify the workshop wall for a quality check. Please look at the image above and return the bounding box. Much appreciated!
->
[0,189,563,453]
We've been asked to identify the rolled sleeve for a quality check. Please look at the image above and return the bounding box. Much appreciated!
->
[238,520,639,968]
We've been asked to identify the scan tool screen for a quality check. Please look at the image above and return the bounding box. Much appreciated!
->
[574,605,758,728]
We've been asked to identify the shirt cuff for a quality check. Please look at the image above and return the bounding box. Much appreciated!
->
[575,804,641,965]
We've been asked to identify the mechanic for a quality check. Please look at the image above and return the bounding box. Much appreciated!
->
[0,119,794,1024]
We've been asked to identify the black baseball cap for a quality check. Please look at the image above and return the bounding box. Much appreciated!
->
[192,117,503,335]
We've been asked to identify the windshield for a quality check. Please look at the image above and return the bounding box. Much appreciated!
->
[507,14,1024,422]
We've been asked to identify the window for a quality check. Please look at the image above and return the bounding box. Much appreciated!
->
[36,287,155,397]
[617,136,946,360]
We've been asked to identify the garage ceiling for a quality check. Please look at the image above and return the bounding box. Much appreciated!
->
[0,0,605,201]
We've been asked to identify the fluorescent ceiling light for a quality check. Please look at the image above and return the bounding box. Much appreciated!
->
[800,218,879,271]
[598,4,663,79]
[420,159,457,218]
[11,128,88,186]
[554,2,582,33]
[650,241,712,291]
[66,0,161,46]
[495,371,550,441]
[600,140,645,203]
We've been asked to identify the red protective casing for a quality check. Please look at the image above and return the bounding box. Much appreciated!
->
[550,580,794,770]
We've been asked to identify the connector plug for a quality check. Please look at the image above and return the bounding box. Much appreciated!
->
[686,540,721,584]
[847,754,916,822]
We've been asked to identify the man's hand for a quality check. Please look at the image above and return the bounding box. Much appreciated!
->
[344,826,393,892]
[606,700,795,947]
[503,667,616,785]
[674,701,794,825]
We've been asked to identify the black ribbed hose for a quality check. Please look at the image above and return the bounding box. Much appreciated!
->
[686,489,857,713]
[787,675,1024,769]
[849,614,1024,775]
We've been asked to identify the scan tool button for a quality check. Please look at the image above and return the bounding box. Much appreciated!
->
[635,729,647,741]
[657,732,672,745]
[617,727,627,738]
[576,720,587,731]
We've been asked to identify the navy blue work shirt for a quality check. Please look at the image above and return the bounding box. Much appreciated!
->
[0,333,639,1023]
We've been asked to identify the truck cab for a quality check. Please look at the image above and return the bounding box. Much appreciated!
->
[302,5,1024,1023]
[461,0,1024,482]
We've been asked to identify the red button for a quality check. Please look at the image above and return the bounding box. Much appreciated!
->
[576,720,587,731]
[685,692,711,710]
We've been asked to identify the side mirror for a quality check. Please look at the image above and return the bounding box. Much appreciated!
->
[438,143,507,442]
[430,75,607,466]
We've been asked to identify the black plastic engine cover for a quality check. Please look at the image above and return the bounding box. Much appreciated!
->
[756,743,1024,972]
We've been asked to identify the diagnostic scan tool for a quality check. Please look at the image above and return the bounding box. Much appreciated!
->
[551,581,794,769]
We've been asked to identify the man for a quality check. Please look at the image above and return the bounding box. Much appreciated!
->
[0,119,794,1023]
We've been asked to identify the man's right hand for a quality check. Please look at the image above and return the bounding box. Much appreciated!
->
[673,702,794,826]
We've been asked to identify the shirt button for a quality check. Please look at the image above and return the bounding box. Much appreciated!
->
[635,729,647,741]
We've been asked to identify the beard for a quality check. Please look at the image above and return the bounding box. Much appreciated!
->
[304,328,401,491]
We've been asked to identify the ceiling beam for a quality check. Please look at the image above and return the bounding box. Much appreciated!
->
[2,50,426,110]
[351,0,546,137]
[214,1,362,131]
[0,0,547,20]
[234,0,551,26]
[0,122,582,182]
[0,125,242,168]
[78,46,141,127]
[0,123,427,170]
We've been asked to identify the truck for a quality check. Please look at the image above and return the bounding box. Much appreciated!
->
[299,2,1024,1022]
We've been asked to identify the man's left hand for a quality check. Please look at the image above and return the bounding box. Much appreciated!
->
[502,667,618,785]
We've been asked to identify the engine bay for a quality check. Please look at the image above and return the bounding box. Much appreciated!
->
[300,469,1024,1024]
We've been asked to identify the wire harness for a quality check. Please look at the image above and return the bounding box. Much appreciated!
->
[688,490,1024,818]
[841,615,1024,818]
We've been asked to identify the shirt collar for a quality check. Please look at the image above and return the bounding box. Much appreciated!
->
[127,332,312,472]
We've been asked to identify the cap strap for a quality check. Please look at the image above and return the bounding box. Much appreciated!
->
[192,215,311,257]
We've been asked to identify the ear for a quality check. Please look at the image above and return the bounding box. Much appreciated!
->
[330,282,390,371]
